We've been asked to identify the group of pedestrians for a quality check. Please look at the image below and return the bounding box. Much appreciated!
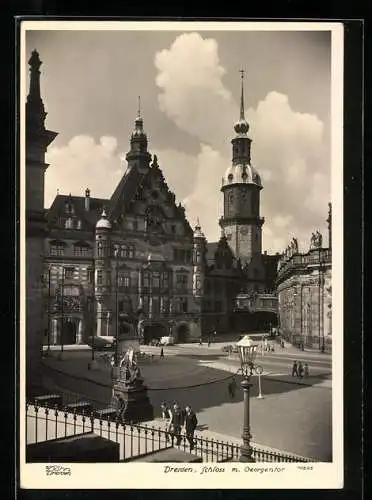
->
[160,401,198,450]
[291,360,309,378]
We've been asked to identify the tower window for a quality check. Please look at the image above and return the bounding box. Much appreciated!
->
[228,174,233,183]
[97,242,104,257]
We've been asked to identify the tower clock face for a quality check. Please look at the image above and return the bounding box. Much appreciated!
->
[240,227,248,235]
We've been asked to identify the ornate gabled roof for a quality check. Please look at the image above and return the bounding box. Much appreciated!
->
[46,193,107,230]
[108,164,144,220]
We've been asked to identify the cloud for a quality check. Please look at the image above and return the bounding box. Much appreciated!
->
[155,32,235,152]
[45,135,201,214]
[154,33,330,253]
[45,135,122,207]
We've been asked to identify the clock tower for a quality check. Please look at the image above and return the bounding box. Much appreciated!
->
[125,96,151,173]
[220,71,264,268]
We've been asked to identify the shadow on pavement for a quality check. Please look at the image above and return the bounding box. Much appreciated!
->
[39,355,330,417]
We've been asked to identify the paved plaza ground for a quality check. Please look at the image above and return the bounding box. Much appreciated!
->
[39,345,332,461]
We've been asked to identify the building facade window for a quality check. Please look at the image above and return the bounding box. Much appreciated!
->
[152,273,160,289]
[176,274,188,290]
[65,217,74,229]
[179,298,188,313]
[97,242,104,257]
[142,296,149,314]
[162,272,169,288]
[74,245,89,257]
[87,268,93,283]
[96,270,103,285]
[50,242,65,256]
[65,202,74,214]
[64,267,74,279]
[118,274,130,289]
[215,300,222,312]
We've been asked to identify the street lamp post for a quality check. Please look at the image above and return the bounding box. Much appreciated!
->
[319,254,325,353]
[236,336,259,462]
[58,266,65,360]
[46,267,51,355]
[114,251,120,367]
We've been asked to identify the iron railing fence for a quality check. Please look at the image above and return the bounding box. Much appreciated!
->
[26,402,312,463]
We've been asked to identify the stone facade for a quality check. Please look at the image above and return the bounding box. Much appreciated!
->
[25,51,57,390]
[26,53,280,352]
[276,219,332,351]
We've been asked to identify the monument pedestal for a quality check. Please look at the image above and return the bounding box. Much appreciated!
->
[117,336,140,358]
[113,377,153,424]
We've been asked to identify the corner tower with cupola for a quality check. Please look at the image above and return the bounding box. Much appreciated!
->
[25,50,57,390]
[219,71,265,290]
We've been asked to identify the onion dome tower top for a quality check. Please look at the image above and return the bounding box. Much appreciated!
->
[193,218,205,239]
[221,69,262,189]
[96,208,112,230]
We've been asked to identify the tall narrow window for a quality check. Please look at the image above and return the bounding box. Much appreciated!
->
[96,270,103,285]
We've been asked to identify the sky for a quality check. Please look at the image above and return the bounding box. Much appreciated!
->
[25,26,332,254]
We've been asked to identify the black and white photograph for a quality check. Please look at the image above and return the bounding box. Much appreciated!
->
[20,21,343,489]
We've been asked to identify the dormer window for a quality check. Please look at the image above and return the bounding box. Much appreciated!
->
[50,240,65,256]
[65,202,74,214]
[73,241,90,257]
[65,217,74,229]
[228,174,233,183]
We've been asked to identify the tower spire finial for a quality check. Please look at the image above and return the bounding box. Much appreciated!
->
[239,69,245,121]
[28,50,43,102]
[137,95,141,118]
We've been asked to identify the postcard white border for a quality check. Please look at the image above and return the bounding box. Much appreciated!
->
[19,20,344,489]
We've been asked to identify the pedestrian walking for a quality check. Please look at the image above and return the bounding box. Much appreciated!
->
[160,347,164,359]
[208,338,211,347]
[160,402,172,441]
[298,361,304,378]
[291,361,298,377]
[184,405,198,450]
[304,363,309,378]
[199,337,203,346]
[170,402,184,445]
[228,376,237,398]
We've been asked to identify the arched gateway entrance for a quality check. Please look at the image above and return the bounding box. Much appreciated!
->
[143,323,167,344]
[177,323,189,342]
[62,320,76,345]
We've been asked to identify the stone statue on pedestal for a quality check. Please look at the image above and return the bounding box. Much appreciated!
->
[112,347,153,423]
